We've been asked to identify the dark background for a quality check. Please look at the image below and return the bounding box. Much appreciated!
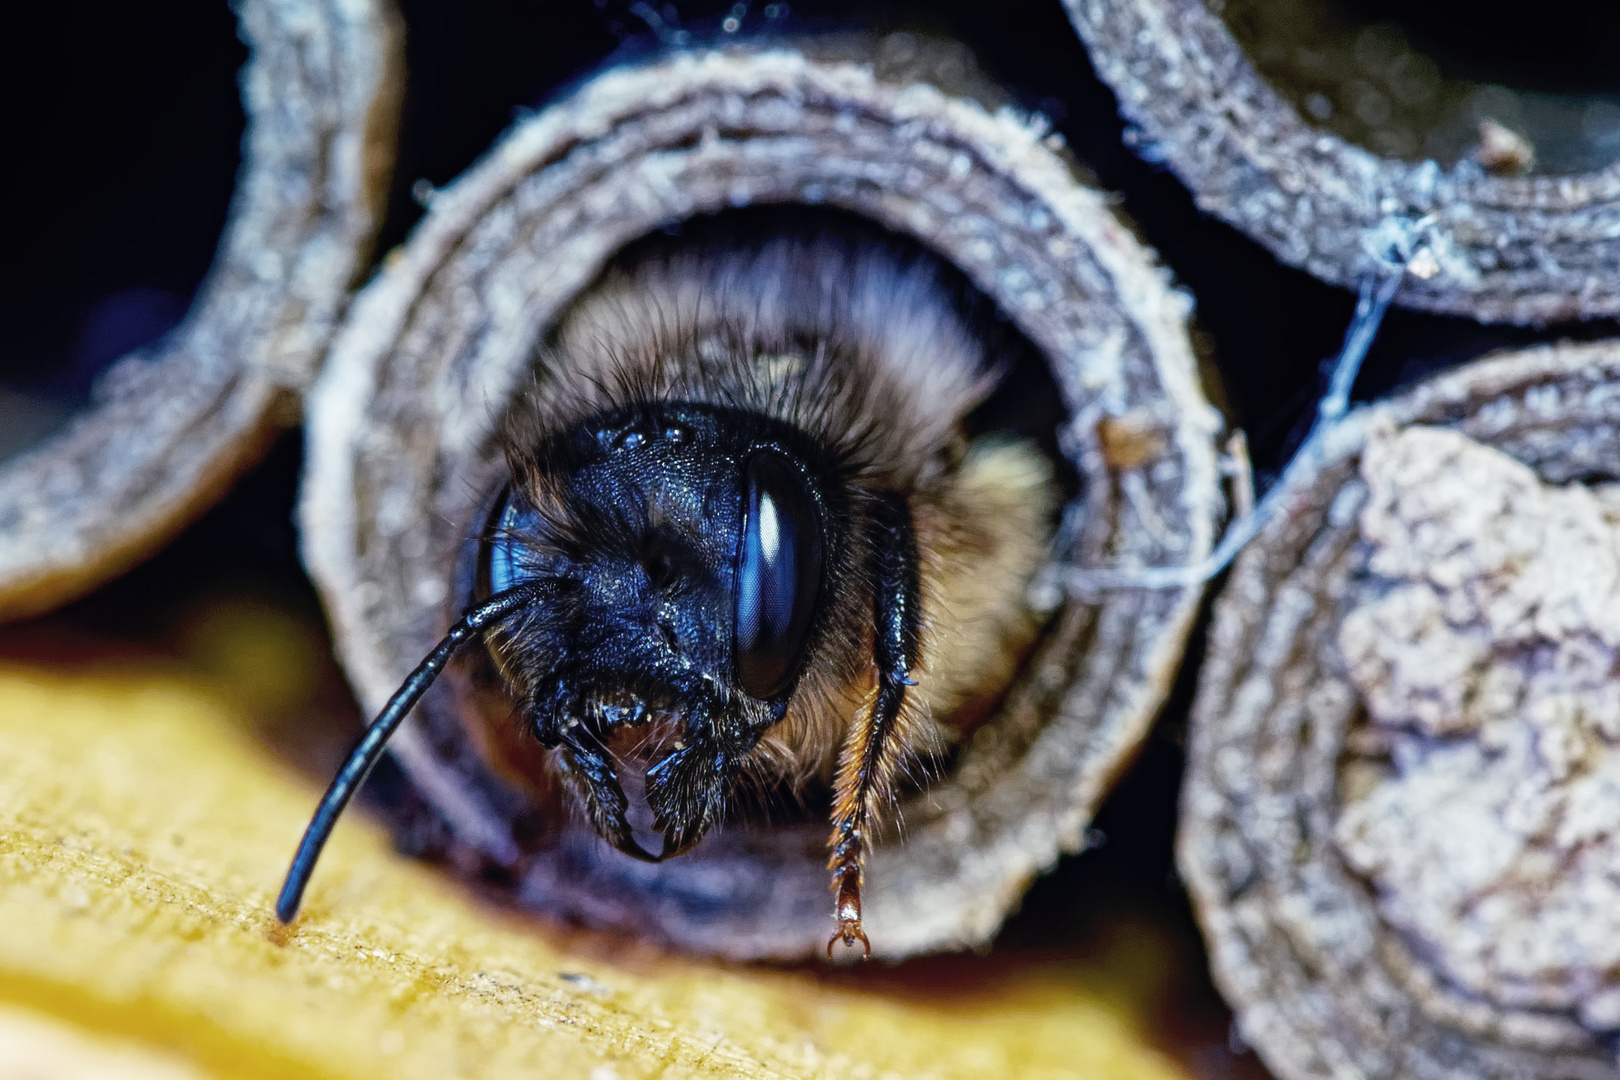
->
[3,3,1615,1076]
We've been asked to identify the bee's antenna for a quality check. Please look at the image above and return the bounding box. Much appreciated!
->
[275,580,551,924]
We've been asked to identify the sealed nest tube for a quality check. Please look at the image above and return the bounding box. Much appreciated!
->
[300,39,1231,961]
[1064,0,1620,324]
[1182,339,1620,1078]
[0,0,401,622]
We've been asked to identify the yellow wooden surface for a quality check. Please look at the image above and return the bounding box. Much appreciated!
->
[0,662,1190,1080]
[0,1002,209,1080]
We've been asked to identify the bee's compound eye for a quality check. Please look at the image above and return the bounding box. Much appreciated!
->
[735,452,822,700]
[482,486,533,596]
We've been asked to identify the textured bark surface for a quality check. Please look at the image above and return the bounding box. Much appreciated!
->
[1181,340,1620,1080]
[1063,0,1620,325]
[0,0,401,622]
[301,41,1228,960]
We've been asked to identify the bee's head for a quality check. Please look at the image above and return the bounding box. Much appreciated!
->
[478,401,847,862]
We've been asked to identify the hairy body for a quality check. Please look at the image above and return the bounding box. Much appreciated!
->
[276,218,1057,953]
[469,227,1055,951]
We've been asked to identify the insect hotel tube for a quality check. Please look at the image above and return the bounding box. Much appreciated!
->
[1063,0,1620,325]
[1180,337,1620,1080]
[297,37,1233,961]
[0,0,401,623]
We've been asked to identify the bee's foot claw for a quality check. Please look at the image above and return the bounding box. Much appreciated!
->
[826,922,871,960]
[826,862,870,959]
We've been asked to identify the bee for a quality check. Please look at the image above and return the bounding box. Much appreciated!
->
[277,213,1057,956]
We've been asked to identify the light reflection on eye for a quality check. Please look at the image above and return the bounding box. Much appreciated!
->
[734,451,822,700]
[758,491,780,560]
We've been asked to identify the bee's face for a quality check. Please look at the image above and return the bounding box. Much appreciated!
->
[478,402,841,861]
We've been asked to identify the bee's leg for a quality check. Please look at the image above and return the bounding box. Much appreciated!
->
[827,493,921,958]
